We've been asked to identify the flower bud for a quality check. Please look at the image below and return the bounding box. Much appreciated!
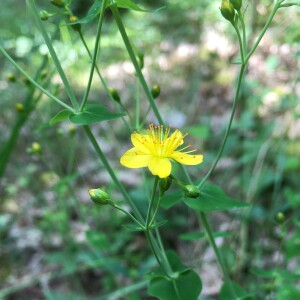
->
[69,16,81,32]
[39,10,50,21]
[88,188,113,205]
[275,212,285,224]
[108,87,121,103]
[137,50,144,70]
[151,85,161,99]
[22,76,31,86]
[16,103,24,112]
[6,73,16,82]
[184,185,200,198]
[230,0,242,11]
[68,124,76,136]
[159,177,172,194]
[40,70,48,80]
[32,142,42,154]
[27,142,42,155]
[50,0,65,8]
[220,0,235,22]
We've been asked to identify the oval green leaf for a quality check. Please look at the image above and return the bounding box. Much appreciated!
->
[184,183,249,212]
[49,109,72,125]
[69,103,125,125]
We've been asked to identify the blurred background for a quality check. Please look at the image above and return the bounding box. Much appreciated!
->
[0,0,300,299]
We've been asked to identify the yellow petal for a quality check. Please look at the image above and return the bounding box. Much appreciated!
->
[165,129,184,151]
[120,148,151,168]
[148,157,172,178]
[131,133,152,154]
[171,152,203,165]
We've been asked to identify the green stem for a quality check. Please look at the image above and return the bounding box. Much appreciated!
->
[244,0,282,64]
[78,31,132,131]
[79,0,107,111]
[232,22,245,63]
[135,81,141,129]
[238,11,247,57]
[83,125,143,223]
[110,4,164,125]
[113,204,145,229]
[146,177,159,228]
[0,46,73,111]
[149,192,163,228]
[200,212,237,299]
[198,64,246,189]
[27,0,79,110]
[145,230,172,278]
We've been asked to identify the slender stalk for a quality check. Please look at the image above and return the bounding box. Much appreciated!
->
[27,0,79,110]
[232,22,245,63]
[110,4,164,125]
[244,0,282,64]
[113,204,144,229]
[0,46,73,111]
[149,192,163,228]
[83,125,144,223]
[135,82,141,129]
[145,230,172,278]
[146,177,159,228]
[79,0,107,111]
[198,64,246,189]
[78,31,132,131]
[200,212,237,299]
[238,11,247,57]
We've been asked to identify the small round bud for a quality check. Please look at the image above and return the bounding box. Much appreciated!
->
[16,103,25,112]
[6,73,16,82]
[159,177,172,194]
[32,142,43,155]
[151,85,161,99]
[69,16,81,32]
[40,70,48,79]
[137,51,144,70]
[39,10,50,21]
[22,76,31,86]
[50,0,65,8]
[89,188,113,205]
[184,185,200,198]
[275,212,285,224]
[68,124,76,135]
[108,87,121,103]
[230,0,242,11]
[220,0,235,22]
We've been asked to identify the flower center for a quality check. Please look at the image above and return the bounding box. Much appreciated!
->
[146,124,185,157]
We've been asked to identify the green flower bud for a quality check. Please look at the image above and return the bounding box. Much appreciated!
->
[275,212,285,224]
[220,0,235,22]
[184,185,200,198]
[22,76,31,86]
[230,0,242,11]
[16,103,24,112]
[39,10,50,21]
[32,142,43,155]
[68,124,76,135]
[108,87,121,103]
[6,73,16,82]
[159,177,172,194]
[151,85,161,99]
[69,16,81,32]
[50,0,65,8]
[137,50,144,70]
[40,70,48,79]
[89,188,114,205]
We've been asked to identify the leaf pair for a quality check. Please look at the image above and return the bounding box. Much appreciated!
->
[50,103,125,126]
[72,0,164,25]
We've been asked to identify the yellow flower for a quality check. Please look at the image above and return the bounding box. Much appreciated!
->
[120,124,204,178]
